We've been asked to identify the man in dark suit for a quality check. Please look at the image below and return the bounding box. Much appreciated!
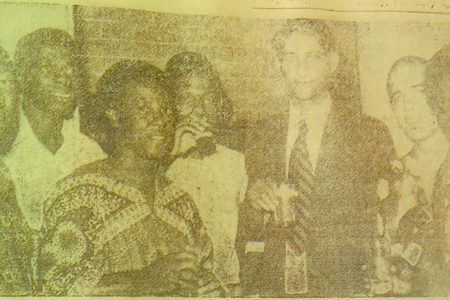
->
[237,19,395,297]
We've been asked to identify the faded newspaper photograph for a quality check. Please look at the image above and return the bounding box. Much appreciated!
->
[0,1,449,297]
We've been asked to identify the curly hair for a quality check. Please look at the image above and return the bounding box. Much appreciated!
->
[14,28,75,96]
[165,52,234,130]
[91,60,172,154]
[272,19,336,59]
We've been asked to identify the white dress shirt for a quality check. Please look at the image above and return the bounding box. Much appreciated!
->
[3,109,106,230]
[285,94,332,178]
[400,129,449,200]
[166,144,248,286]
[390,129,449,231]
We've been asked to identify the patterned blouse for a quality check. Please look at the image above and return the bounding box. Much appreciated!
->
[35,172,224,296]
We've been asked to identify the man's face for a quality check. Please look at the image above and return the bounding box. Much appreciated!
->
[27,46,77,120]
[280,30,336,102]
[390,63,439,142]
[120,84,174,160]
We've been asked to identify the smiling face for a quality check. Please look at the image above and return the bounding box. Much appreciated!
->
[175,74,217,130]
[117,83,174,160]
[279,30,337,102]
[27,45,77,120]
[389,62,439,142]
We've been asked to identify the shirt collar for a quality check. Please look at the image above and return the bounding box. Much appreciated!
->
[403,128,450,178]
[14,107,81,155]
[289,93,332,127]
[61,107,81,139]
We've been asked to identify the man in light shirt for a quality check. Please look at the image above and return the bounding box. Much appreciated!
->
[386,57,449,231]
[369,56,450,297]
[0,46,34,295]
[4,28,106,232]
[377,48,450,296]
[237,19,395,297]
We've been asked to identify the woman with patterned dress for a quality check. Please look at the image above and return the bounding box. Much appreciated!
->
[35,61,224,296]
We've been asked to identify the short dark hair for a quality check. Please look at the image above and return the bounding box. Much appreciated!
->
[272,19,336,59]
[92,60,172,154]
[424,44,450,115]
[14,28,75,94]
[165,51,233,130]
[386,56,427,101]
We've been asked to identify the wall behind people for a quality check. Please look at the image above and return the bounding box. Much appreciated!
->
[0,2,73,56]
[3,3,450,158]
[73,5,361,134]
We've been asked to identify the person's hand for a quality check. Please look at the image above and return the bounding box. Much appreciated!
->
[171,114,213,157]
[247,180,302,225]
[276,183,299,224]
[246,178,279,213]
[197,277,225,297]
[367,239,413,296]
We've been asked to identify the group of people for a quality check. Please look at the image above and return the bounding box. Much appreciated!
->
[0,18,449,297]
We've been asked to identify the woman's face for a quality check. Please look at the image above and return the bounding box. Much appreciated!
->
[119,83,174,160]
[176,74,216,128]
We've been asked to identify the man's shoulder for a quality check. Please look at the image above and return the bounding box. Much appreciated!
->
[246,112,288,139]
[358,114,394,149]
[2,117,37,163]
[359,114,390,135]
[356,114,397,175]
[252,112,287,128]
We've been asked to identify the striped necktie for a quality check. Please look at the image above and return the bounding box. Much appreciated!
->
[287,119,314,254]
